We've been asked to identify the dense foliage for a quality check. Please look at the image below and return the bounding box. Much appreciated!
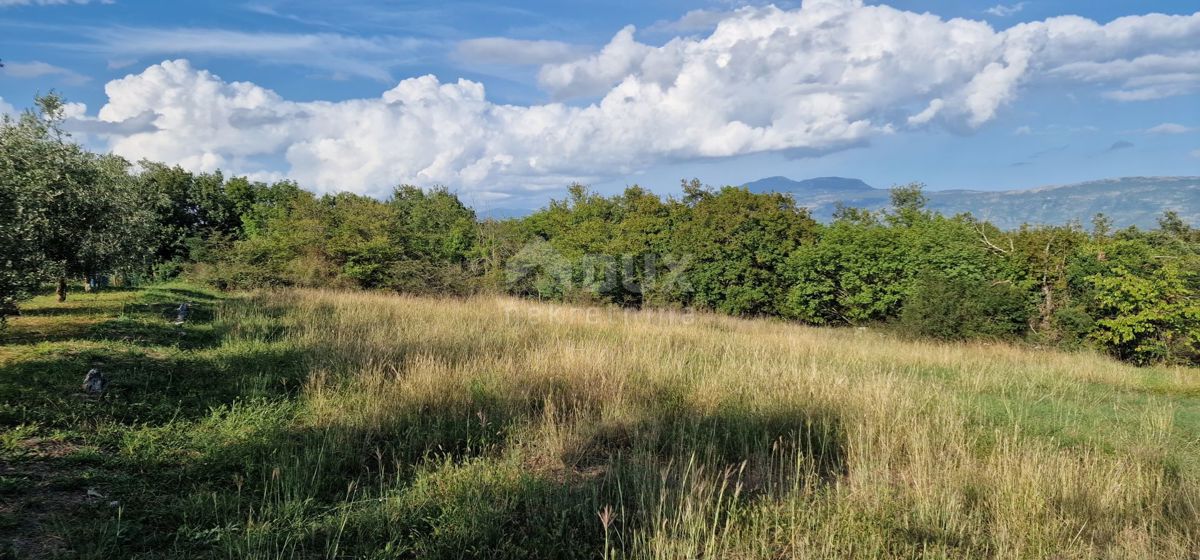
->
[0,95,156,310]
[1,94,1197,365]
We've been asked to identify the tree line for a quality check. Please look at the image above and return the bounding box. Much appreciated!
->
[3,95,1198,365]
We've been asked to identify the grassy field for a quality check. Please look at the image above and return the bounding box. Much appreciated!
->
[1,284,1199,558]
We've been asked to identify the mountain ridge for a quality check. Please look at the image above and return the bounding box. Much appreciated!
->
[742,175,1200,229]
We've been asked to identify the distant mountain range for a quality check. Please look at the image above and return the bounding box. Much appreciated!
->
[744,176,1200,229]
[475,176,1200,228]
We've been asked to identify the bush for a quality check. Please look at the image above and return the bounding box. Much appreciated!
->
[388,260,477,297]
[1051,305,1096,348]
[899,272,1031,341]
[152,260,186,281]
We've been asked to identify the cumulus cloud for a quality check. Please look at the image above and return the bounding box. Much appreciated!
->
[65,109,158,136]
[2,60,90,85]
[1147,123,1194,134]
[0,97,15,118]
[82,2,1200,197]
[647,9,732,34]
[536,25,653,99]
[455,37,586,66]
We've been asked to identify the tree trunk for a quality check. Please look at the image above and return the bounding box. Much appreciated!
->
[1037,280,1055,336]
[56,276,68,302]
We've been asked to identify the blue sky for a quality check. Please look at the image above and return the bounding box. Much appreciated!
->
[0,0,1197,212]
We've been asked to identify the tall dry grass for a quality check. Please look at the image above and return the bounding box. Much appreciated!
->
[212,289,1200,558]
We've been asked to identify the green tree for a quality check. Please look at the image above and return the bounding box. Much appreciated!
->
[239,179,305,238]
[390,185,478,263]
[886,182,930,227]
[136,162,239,269]
[471,218,531,292]
[387,186,478,294]
[671,185,817,315]
[325,193,400,288]
[782,217,908,324]
[783,188,996,325]
[609,186,677,306]
[994,224,1091,336]
[1086,263,1200,364]
[0,111,49,322]
[521,184,622,302]
[0,94,156,305]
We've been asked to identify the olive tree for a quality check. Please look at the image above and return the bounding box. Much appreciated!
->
[0,93,155,318]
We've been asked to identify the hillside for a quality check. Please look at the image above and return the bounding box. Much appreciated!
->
[744,176,1200,228]
[2,285,1199,558]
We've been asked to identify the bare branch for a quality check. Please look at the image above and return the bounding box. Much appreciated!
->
[974,223,1010,255]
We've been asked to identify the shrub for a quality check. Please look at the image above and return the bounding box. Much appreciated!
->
[899,272,1031,341]
[152,260,186,281]
[1051,305,1096,348]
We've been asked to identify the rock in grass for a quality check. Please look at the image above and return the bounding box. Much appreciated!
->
[174,302,191,324]
[81,367,107,395]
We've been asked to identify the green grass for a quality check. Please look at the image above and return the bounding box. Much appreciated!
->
[0,283,304,558]
[0,284,1197,558]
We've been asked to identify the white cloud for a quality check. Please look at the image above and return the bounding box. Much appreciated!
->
[82,3,1200,197]
[2,60,90,85]
[1191,148,1200,159]
[1147,123,1194,134]
[647,9,732,34]
[986,3,1027,17]
[1034,14,1200,101]
[60,101,87,119]
[0,97,15,118]
[1051,52,1200,101]
[907,99,944,126]
[455,37,585,66]
[1013,125,1033,135]
[537,25,653,99]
